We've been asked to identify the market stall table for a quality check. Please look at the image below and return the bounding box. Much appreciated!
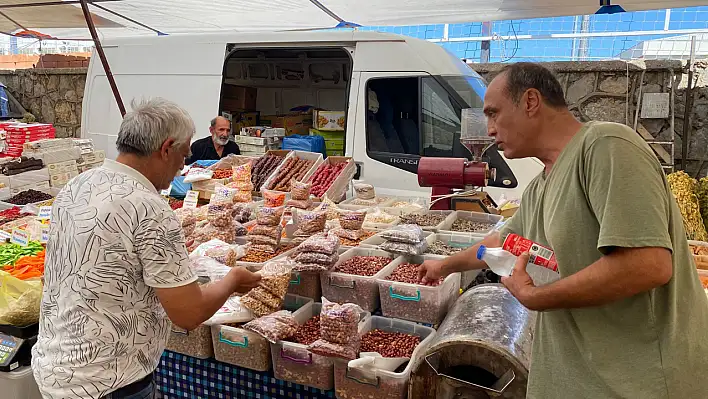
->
[156,351,335,398]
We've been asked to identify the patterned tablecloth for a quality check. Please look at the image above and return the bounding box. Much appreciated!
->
[156,351,336,399]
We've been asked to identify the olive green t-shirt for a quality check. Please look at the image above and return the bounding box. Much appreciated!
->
[501,121,708,398]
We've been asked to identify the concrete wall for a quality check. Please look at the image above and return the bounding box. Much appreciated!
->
[470,60,708,177]
[0,68,86,138]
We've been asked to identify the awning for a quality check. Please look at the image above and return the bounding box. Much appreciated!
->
[0,0,704,39]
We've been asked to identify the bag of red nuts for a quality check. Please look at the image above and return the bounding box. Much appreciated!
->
[307,297,363,360]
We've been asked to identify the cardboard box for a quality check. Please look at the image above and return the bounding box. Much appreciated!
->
[50,171,79,187]
[48,160,78,175]
[80,150,106,165]
[221,85,257,111]
[261,113,313,136]
[313,110,346,131]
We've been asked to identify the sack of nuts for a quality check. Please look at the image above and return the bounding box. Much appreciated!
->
[290,180,312,201]
[379,224,425,244]
[241,260,293,317]
[244,310,299,343]
[307,297,363,360]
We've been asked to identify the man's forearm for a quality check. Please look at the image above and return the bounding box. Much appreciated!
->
[441,233,500,276]
[192,275,239,326]
[523,247,672,311]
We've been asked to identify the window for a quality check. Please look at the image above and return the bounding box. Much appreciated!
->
[365,75,485,160]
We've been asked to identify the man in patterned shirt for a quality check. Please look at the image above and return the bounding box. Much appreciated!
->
[32,98,261,399]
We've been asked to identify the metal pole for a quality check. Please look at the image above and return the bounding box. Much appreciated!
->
[79,0,125,117]
[480,21,491,63]
[681,35,696,171]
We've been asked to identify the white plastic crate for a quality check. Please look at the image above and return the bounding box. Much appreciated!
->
[270,302,370,391]
[438,210,504,235]
[396,210,456,232]
[424,232,485,289]
[321,248,397,312]
[211,294,312,372]
[376,256,460,325]
[166,324,214,359]
[333,316,436,399]
[261,150,323,192]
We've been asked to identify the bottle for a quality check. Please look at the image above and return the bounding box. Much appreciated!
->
[476,245,517,277]
[502,234,558,272]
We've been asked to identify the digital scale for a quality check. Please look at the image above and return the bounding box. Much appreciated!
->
[0,323,38,372]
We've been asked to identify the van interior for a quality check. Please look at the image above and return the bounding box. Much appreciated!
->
[219,47,351,145]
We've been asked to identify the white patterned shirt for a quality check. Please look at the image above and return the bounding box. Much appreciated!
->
[32,159,197,399]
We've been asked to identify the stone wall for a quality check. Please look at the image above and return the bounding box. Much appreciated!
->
[469,60,708,177]
[0,68,86,138]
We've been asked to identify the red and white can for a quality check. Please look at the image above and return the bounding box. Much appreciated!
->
[502,233,559,272]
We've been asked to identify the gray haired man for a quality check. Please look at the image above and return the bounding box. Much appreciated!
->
[185,115,240,164]
[32,98,260,399]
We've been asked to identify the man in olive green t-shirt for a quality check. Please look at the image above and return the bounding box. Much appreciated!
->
[419,62,708,398]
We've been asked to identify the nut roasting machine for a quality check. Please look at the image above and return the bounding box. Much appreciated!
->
[417,108,515,211]
[409,284,535,399]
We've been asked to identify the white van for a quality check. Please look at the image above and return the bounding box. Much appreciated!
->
[81,31,542,200]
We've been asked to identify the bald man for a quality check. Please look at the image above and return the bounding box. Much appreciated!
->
[186,116,240,164]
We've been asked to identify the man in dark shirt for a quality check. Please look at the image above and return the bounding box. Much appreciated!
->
[186,116,240,164]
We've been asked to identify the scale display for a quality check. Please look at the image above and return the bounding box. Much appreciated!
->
[0,333,28,372]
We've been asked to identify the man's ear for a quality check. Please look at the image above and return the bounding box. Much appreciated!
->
[160,138,176,160]
[523,88,542,117]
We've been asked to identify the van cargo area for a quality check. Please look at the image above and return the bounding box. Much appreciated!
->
[220,47,351,156]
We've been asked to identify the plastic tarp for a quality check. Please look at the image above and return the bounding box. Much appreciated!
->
[0,0,705,39]
[282,134,326,156]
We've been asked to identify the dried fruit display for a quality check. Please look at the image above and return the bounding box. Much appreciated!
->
[267,157,315,192]
[308,162,349,197]
[251,154,285,190]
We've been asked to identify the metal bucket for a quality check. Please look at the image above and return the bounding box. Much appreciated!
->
[408,284,535,399]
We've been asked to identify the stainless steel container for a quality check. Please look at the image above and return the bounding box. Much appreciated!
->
[409,284,535,399]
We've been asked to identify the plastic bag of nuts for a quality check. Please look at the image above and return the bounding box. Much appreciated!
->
[207,203,234,228]
[291,180,312,201]
[248,234,281,247]
[338,209,367,230]
[331,227,368,241]
[294,210,327,235]
[297,232,340,255]
[286,198,313,210]
[353,183,376,200]
[250,224,283,239]
[307,297,362,360]
[210,184,239,204]
[379,224,425,244]
[232,204,252,223]
[379,239,428,256]
[256,206,285,226]
[241,260,294,317]
[244,310,299,343]
[293,251,339,266]
[263,189,287,207]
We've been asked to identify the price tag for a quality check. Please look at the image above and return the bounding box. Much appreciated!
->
[40,226,50,244]
[183,190,199,208]
[160,184,172,197]
[0,230,11,241]
[11,229,30,246]
[37,206,52,221]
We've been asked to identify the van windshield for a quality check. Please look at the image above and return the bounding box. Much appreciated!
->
[438,75,486,109]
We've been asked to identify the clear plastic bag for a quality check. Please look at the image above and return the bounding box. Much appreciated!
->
[207,203,234,228]
[192,222,237,246]
[241,260,294,316]
[241,295,279,317]
[263,189,287,207]
[184,167,214,183]
[0,271,42,327]
[244,310,299,343]
[232,204,251,223]
[365,208,396,224]
[205,245,247,267]
[247,234,281,247]
[314,195,341,220]
[353,183,376,200]
[286,198,313,210]
[250,224,283,239]
[210,184,239,204]
[233,221,248,236]
[256,206,284,226]
[249,243,278,254]
[319,298,362,345]
[338,209,367,230]
[291,180,312,201]
[380,224,425,244]
[205,296,253,325]
[183,223,196,238]
[297,232,340,255]
[293,251,339,266]
[379,239,428,256]
[174,207,197,227]
[308,339,359,360]
[331,227,367,241]
[189,238,233,257]
[232,163,254,192]
[294,210,327,235]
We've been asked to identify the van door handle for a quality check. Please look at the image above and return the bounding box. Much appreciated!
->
[354,162,363,180]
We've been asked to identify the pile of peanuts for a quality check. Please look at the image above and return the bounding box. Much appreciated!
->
[338,230,375,247]
[334,255,391,276]
[239,244,296,263]
[212,169,233,179]
[360,329,420,358]
[386,262,442,286]
[292,315,321,345]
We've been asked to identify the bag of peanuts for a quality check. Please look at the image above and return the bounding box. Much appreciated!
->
[250,224,283,239]
[353,183,376,200]
[247,234,281,247]
[232,204,252,223]
[380,239,428,256]
[244,310,299,343]
[307,297,362,360]
[380,224,425,244]
[297,232,340,255]
[290,180,312,201]
[241,260,294,317]
[207,202,235,228]
[293,210,327,235]
[255,206,285,226]
[286,198,313,210]
[210,184,239,204]
[314,195,341,220]
[337,209,367,230]
[331,227,368,241]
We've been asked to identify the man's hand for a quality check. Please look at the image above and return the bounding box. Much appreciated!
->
[418,259,446,284]
[500,252,539,309]
[226,267,261,294]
